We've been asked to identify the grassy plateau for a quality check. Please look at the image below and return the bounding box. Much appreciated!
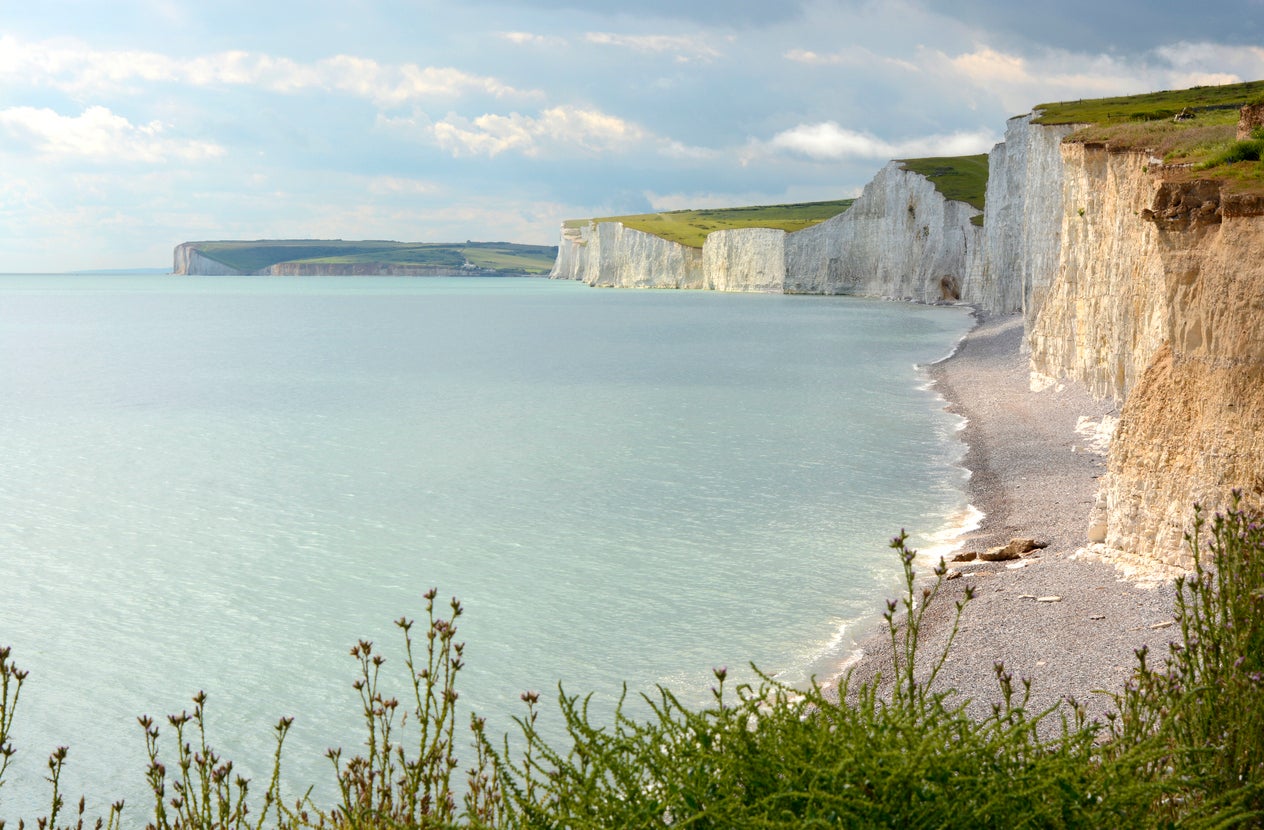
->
[564,199,856,248]
[1034,80,1264,192]
[897,154,989,225]
[188,241,559,276]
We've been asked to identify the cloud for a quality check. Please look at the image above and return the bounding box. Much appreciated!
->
[783,48,917,72]
[432,105,649,157]
[498,31,566,47]
[918,0,1264,55]
[0,35,536,108]
[761,121,997,161]
[365,176,443,196]
[468,0,808,27]
[1153,42,1264,84]
[585,32,724,62]
[936,42,1264,116]
[949,47,1030,84]
[0,105,225,162]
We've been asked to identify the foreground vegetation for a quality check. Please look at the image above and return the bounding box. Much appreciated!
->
[187,241,558,275]
[2,498,1262,828]
[566,199,856,248]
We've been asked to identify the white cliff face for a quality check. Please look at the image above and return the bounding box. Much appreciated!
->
[551,161,995,305]
[549,224,590,281]
[703,227,786,292]
[552,221,704,288]
[1022,134,1264,571]
[1027,145,1167,401]
[980,115,1082,323]
[172,243,244,275]
[785,162,986,306]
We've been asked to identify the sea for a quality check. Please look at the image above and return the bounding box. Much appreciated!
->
[0,273,974,821]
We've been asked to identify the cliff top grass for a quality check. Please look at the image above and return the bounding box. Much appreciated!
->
[897,154,989,225]
[565,199,856,248]
[1031,80,1264,126]
[1033,79,1264,192]
[189,240,558,275]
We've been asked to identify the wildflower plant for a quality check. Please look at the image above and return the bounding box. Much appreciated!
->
[1,502,1263,827]
[1107,494,1264,824]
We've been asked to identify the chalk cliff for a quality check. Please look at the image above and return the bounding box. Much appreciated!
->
[172,243,246,276]
[785,162,987,304]
[172,241,526,276]
[553,105,1264,572]
[981,115,1081,321]
[1029,143,1264,570]
[553,162,1005,310]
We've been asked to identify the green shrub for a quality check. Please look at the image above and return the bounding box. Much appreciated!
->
[1105,495,1264,825]
[3,503,1264,828]
[1197,139,1264,170]
[484,534,1121,828]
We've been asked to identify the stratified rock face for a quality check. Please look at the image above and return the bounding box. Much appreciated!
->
[704,227,786,292]
[1026,134,1264,569]
[1237,102,1264,140]
[1103,216,1264,569]
[552,160,996,307]
[173,243,245,275]
[786,162,987,306]
[1027,145,1167,401]
[980,115,1081,321]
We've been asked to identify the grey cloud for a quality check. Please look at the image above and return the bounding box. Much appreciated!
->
[916,0,1264,53]
[467,0,809,27]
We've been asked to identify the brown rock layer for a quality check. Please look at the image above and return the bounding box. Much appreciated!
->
[1105,216,1264,569]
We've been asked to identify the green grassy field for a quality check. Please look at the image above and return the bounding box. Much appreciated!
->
[1033,80,1264,126]
[1032,80,1264,189]
[566,199,856,248]
[189,240,558,275]
[897,154,989,225]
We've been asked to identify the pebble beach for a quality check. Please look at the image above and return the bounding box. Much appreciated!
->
[847,312,1182,723]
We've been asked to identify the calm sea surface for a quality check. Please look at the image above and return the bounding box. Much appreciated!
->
[0,274,973,819]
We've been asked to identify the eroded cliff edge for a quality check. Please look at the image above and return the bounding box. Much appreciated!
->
[552,161,1005,311]
[1029,143,1264,571]
[552,109,1264,573]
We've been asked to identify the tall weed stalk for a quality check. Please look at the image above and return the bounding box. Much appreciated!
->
[1107,494,1264,825]
[3,506,1264,827]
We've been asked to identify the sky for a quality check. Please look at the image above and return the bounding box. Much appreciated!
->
[2,1,1263,271]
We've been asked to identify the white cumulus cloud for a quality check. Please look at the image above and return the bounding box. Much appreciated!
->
[784,48,917,72]
[433,106,650,157]
[763,121,996,161]
[585,32,723,62]
[0,35,536,108]
[0,105,224,162]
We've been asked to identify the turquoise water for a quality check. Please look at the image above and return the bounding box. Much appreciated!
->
[0,274,972,820]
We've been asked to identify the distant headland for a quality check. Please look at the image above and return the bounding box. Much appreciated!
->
[172,239,558,276]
